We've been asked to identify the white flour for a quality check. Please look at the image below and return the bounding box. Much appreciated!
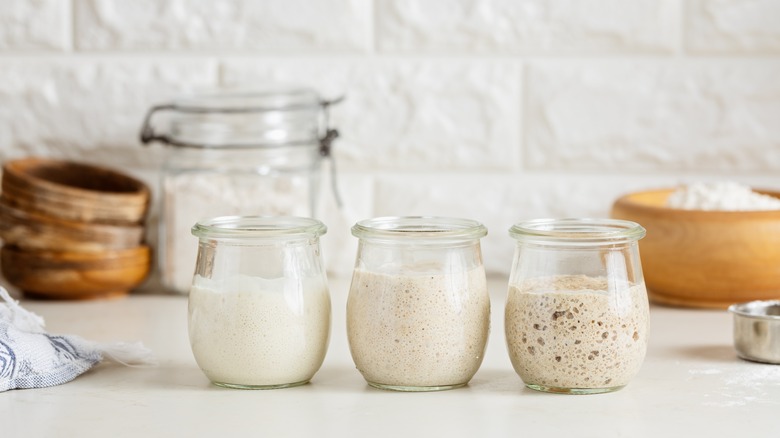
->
[163,172,313,293]
[667,182,780,211]
[689,365,780,408]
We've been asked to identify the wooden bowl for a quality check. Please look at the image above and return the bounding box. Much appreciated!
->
[1,245,151,300]
[0,200,144,252]
[611,188,780,309]
[1,157,150,224]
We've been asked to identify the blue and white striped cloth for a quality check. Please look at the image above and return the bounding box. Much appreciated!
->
[0,287,154,392]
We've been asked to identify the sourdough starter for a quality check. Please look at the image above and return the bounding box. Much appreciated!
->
[188,274,330,387]
[347,266,490,388]
[505,275,648,390]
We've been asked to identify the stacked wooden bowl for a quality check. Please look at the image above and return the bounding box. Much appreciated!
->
[0,158,151,299]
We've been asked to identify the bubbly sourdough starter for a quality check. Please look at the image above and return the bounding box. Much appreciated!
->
[347,266,490,388]
[188,274,330,387]
[505,275,648,390]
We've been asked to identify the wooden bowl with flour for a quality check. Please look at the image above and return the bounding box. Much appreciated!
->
[611,188,780,309]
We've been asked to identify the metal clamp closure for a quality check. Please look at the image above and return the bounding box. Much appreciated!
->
[139,104,176,146]
[319,96,345,207]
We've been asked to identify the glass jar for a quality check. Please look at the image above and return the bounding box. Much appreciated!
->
[140,88,341,294]
[187,216,331,390]
[347,216,490,391]
[505,218,649,394]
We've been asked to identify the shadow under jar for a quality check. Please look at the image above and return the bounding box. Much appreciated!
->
[505,219,649,395]
[188,216,331,390]
[346,217,490,392]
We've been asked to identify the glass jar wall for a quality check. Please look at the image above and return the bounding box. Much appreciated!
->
[187,216,331,390]
[140,88,339,293]
[346,216,490,391]
[505,218,649,394]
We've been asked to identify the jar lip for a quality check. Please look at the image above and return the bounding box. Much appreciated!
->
[192,216,326,239]
[172,87,322,112]
[352,216,487,241]
[509,218,645,244]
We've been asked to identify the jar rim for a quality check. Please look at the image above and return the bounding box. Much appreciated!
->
[192,216,326,240]
[509,218,645,244]
[352,216,487,241]
[143,86,340,149]
[172,87,322,112]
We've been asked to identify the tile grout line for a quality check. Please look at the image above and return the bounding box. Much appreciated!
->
[518,60,529,174]
[65,0,75,52]
[676,0,687,57]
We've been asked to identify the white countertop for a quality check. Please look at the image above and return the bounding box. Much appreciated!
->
[2,276,778,437]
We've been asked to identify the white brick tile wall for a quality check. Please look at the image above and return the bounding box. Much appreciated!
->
[318,171,374,278]
[222,59,521,170]
[75,0,372,52]
[687,0,780,53]
[373,173,665,273]
[0,59,218,167]
[0,0,69,50]
[0,0,779,279]
[374,172,780,274]
[376,0,679,53]
[527,60,780,171]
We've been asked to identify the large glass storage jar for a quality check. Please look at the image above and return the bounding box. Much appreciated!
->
[505,218,649,394]
[188,216,331,390]
[347,216,490,392]
[140,88,340,293]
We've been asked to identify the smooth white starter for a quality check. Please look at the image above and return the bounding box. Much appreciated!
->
[188,274,330,388]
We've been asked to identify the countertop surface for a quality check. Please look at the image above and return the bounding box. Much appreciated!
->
[2,276,778,438]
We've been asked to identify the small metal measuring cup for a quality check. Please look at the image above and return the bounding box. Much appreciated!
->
[728,300,780,364]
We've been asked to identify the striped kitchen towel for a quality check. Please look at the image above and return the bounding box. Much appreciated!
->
[0,287,155,392]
